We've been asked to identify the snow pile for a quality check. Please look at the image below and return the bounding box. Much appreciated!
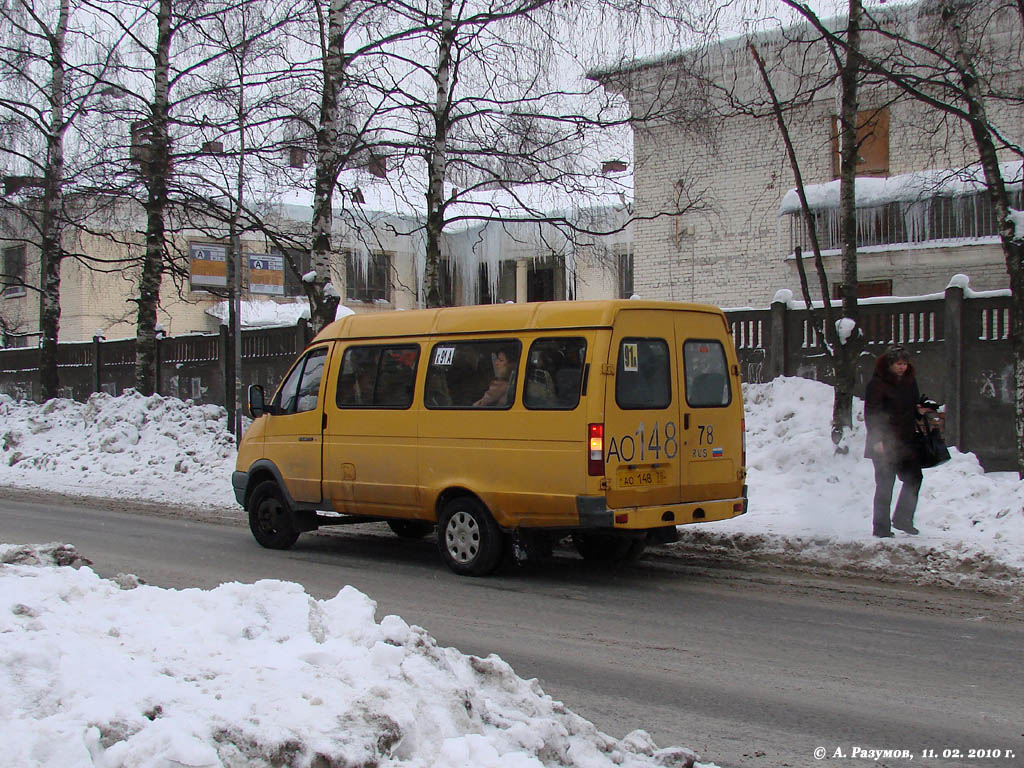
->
[1,377,1022,590]
[0,391,238,508]
[682,377,1024,590]
[206,298,355,327]
[1010,208,1024,241]
[0,543,703,768]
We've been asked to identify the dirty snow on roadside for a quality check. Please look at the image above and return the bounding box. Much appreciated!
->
[1,377,1022,589]
[0,543,705,768]
[1,379,1022,767]
[683,377,1024,593]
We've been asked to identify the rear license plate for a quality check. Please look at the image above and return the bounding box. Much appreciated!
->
[616,467,668,489]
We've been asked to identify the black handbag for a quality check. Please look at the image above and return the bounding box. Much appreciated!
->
[915,424,951,468]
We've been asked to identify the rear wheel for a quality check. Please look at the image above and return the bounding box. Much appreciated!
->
[248,480,299,550]
[571,532,645,562]
[387,519,434,539]
[437,497,504,576]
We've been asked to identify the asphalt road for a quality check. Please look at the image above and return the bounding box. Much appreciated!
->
[2,490,1022,768]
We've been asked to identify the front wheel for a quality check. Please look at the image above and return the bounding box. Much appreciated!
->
[437,497,504,576]
[248,480,299,550]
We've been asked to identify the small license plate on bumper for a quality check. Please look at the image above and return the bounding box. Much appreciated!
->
[616,466,668,489]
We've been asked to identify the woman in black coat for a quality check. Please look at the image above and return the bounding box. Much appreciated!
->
[864,345,929,537]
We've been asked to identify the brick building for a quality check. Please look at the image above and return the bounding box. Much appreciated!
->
[594,3,1024,306]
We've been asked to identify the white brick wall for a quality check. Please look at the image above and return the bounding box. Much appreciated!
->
[613,8,1023,307]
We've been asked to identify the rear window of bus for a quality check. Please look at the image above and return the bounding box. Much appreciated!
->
[616,338,671,409]
[683,339,731,407]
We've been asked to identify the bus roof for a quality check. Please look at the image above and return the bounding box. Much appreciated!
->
[311,299,726,343]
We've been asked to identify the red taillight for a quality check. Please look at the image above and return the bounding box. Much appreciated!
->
[588,423,604,476]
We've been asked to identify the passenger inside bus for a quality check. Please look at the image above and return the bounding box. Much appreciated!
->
[473,347,518,407]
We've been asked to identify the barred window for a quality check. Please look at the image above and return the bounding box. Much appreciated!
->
[2,245,26,298]
[346,251,391,303]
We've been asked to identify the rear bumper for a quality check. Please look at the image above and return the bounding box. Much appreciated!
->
[577,488,747,529]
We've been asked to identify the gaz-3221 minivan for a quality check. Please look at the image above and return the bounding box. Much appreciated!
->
[233,300,747,575]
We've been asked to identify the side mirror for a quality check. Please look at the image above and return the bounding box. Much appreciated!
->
[248,384,269,418]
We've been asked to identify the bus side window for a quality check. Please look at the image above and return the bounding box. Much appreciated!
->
[375,347,419,407]
[276,347,328,414]
[524,337,587,410]
[337,345,419,409]
[294,348,328,412]
[426,339,521,409]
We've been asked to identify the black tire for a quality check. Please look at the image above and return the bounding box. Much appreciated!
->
[571,531,644,562]
[248,480,300,550]
[437,497,505,576]
[387,519,434,539]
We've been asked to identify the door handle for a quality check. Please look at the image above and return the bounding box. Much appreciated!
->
[684,413,690,430]
[298,436,314,442]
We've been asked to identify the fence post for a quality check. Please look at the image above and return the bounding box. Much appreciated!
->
[296,317,310,352]
[944,282,965,448]
[219,324,230,408]
[92,333,103,395]
[768,295,789,379]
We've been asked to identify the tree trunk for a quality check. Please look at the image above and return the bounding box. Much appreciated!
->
[307,0,345,333]
[831,0,865,444]
[135,0,173,396]
[38,0,70,401]
[424,0,453,309]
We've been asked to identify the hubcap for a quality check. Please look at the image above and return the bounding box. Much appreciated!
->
[258,498,284,533]
[445,510,480,563]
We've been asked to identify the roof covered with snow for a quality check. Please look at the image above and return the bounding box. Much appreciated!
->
[779,160,1024,215]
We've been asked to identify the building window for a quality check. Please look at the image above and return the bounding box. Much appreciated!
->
[431,259,455,307]
[831,108,889,179]
[787,187,1024,253]
[288,146,307,169]
[367,154,387,179]
[2,245,27,298]
[131,121,152,164]
[616,247,634,299]
[346,251,391,303]
[478,260,516,304]
[527,255,565,302]
[277,248,312,297]
[832,280,892,299]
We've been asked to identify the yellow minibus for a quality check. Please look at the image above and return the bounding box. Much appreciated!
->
[232,300,747,575]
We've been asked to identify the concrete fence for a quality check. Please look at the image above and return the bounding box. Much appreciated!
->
[0,288,1016,470]
[728,284,1013,470]
[0,320,313,413]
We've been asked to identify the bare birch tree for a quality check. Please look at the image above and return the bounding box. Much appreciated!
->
[370,0,640,308]
[0,0,113,398]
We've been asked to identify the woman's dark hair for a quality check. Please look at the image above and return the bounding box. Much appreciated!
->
[884,345,910,364]
[496,345,518,362]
